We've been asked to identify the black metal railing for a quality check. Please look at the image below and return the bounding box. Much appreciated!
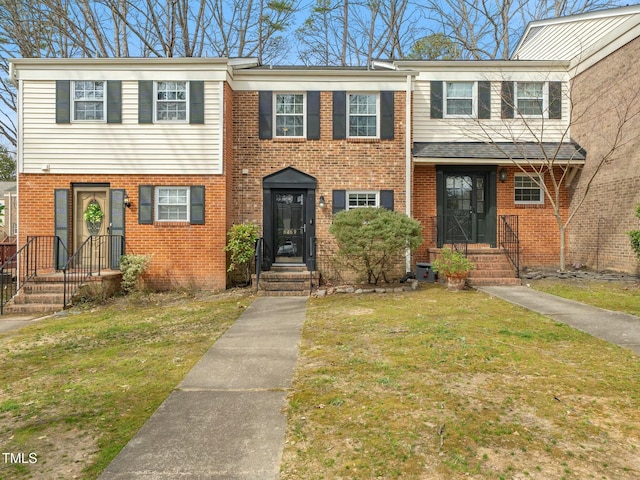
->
[62,235,124,307]
[498,215,520,277]
[434,214,470,256]
[0,236,66,314]
[254,237,264,290]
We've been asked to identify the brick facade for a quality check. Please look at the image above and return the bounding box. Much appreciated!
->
[231,90,408,280]
[569,36,640,274]
[18,173,228,290]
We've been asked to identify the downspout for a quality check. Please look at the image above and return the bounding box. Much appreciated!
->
[405,73,412,273]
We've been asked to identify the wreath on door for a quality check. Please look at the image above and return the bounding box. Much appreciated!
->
[84,200,104,236]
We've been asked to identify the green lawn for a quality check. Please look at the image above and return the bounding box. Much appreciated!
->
[281,285,640,479]
[0,292,251,480]
[529,279,640,316]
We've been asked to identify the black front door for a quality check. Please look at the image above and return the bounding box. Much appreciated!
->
[437,167,497,246]
[274,190,305,264]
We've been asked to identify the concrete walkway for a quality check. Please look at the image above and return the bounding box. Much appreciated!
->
[98,296,308,480]
[0,314,47,333]
[478,286,640,355]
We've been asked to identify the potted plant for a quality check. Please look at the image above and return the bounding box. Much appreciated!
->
[432,247,475,291]
[84,200,104,235]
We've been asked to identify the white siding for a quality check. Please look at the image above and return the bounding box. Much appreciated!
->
[21,80,223,175]
[413,80,570,144]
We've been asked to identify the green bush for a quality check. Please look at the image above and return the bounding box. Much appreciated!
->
[628,204,640,261]
[224,223,260,285]
[432,247,475,277]
[120,254,152,293]
[329,207,423,284]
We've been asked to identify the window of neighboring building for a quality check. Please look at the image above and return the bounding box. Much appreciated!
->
[155,186,190,221]
[156,81,188,122]
[348,93,378,138]
[514,174,544,204]
[445,82,474,116]
[274,93,305,137]
[516,82,544,116]
[73,81,105,121]
[347,191,379,209]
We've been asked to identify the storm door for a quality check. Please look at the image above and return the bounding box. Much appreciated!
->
[274,191,305,264]
[437,168,496,246]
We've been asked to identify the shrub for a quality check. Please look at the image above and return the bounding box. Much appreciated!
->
[628,204,640,260]
[120,254,152,293]
[224,223,260,285]
[432,247,475,277]
[329,207,423,284]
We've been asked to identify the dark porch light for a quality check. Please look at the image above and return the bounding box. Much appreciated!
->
[319,195,326,208]
[500,168,508,183]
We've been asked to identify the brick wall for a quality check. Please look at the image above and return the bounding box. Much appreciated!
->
[231,90,408,280]
[18,173,228,290]
[569,37,640,274]
[412,164,568,268]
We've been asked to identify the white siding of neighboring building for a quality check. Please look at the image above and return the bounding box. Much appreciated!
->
[412,79,571,144]
[20,80,223,175]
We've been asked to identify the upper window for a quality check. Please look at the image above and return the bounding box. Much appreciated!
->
[516,82,544,117]
[445,82,474,116]
[514,174,544,204]
[73,81,105,121]
[348,93,378,138]
[156,81,188,122]
[347,191,379,210]
[274,93,305,137]
[155,186,190,221]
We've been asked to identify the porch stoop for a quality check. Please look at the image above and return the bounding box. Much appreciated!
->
[254,266,320,296]
[3,271,122,315]
[465,248,521,287]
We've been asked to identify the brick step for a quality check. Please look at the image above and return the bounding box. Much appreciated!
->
[261,281,310,291]
[12,292,65,305]
[23,284,65,294]
[257,290,310,297]
[259,273,316,281]
[468,277,522,286]
[2,303,64,315]
[469,269,518,278]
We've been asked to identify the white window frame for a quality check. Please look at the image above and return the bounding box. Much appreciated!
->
[72,80,106,122]
[514,173,544,205]
[154,81,189,123]
[273,92,306,138]
[444,81,476,118]
[346,191,380,210]
[155,186,190,222]
[347,93,380,139]
[515,82,547,118]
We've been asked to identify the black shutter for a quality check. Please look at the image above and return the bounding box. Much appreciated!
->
[307,91,320,140]
[138,81,154,124]
[190,186,205,225]
[333,91,346,139]
[138,185,153,224]
[109,189,126,268]
[380,91,394,140]
[478,81,491,119]
[258,91,272,139]
[54,189,69,268]
[106,81,122,124]
[549,81,562,119]
[501,81,514,119]
[430,81,443,119]
[190,81,205,124]
[56,80,71,124]
[332,190,346,213]
[380,190,394,210]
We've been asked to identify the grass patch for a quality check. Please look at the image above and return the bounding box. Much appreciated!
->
[529,279,640,316]
[281,285,640,479]
[0,291,252,479]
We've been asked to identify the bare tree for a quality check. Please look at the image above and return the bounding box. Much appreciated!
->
[466,78,640,270]
[420,0,626,59]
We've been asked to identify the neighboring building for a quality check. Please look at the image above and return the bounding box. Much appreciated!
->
[0,181,17,240]
[9,5,640,290]
[513,5,640,275]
